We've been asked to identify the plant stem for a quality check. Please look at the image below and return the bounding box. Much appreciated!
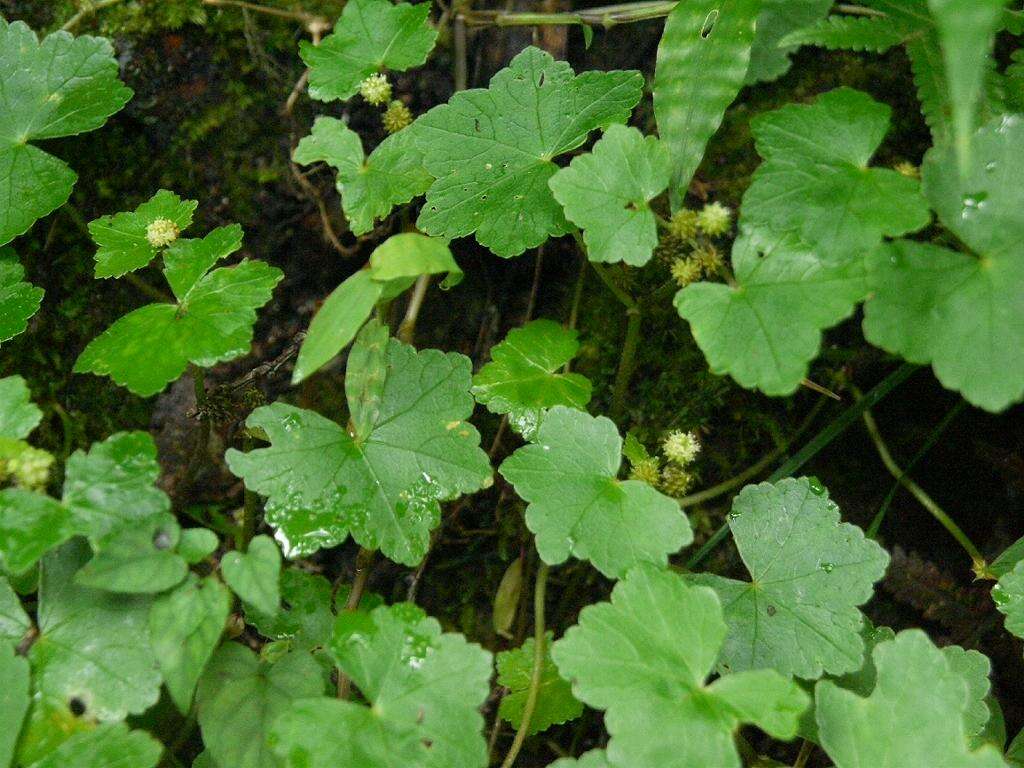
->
[675,396,827,508]
[62,0,127,31]
[125,273,175,303]
[336,547,376,699]
[201,0,328,27]
[236,434,258,551]
[858,396,984,568]
[500,561,550,768]
[587,258,642,422]
[684,363,918,571]
[793,739,815,768]
[461,0,676,29]
[397,274,431,344]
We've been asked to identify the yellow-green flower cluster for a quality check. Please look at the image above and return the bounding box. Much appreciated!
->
[359,73,392,106]
[663,429,700,466]
[628,456,661,486]
[146,218,179,248]
[695,201,732,236]
[0,445,54,491]
[382,100,413,134]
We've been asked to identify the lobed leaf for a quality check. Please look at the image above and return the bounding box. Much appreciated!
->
[0,375,42,440]
[500,406,692,578]
[497,633,583,735]
[0,248,44,345]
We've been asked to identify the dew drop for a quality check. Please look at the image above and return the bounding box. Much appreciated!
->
[819,561,834,573]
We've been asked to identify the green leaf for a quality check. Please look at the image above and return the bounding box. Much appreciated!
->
[293,117,431,236]
[0,248,43,345]
[178,528,219,564]
[497,632,583,735]
[270,603,492,767]
[654,0,761,204]
[815,630,1007,768]
[549,124,670,266]
[500,406,692,578]
[943,645,995,741]
[0,489,74,575]
[675,234,868,395]
[745,0,832,84]
[62,432,171,542]
[740,88,930,261]
[292,270,382,385]
[88,190,198,278]
[299,0,438,102]
[414,46,644,257]
[552,564,809,768]
[163,225,244,300]
[150,574,231,714]
[196,644,325,768]
[993,560,1024,639]
[691,478,889,679]
[368,232,463,288]
[471,320,591,440]
[991,536,1024,578]
[25,723,162,768]
[780,14,906,52]
[228,334,491,564]
[927,0,1006,170]
[244,568,334,651]
[0,375,42,440]
[863,114,1024,412]
[31,540,162,721]
[74,513,187,593]
[550,752,612,768]
[222,535,281,616]
[0,19,132,245]
[0,643,30,768]
[0,575,31,643]
[75,258,283,397]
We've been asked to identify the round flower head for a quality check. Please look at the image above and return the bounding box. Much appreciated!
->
[660,465,694,497]
[662,429,701,466]
[629,457,662,487]
[668,208,700,240]
[696,202,732,237]
[359,73,392,106]
[670,257,702,287]
[382,100,413,134]
[693,243,723,272]
[894,160,919,179]
[9,446,54,490]
[146,218,180,248]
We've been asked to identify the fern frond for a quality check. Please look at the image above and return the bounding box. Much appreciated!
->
[907,36,953,144]
[779,15,905,52]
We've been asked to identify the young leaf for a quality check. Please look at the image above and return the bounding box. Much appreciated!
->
[993,560,1024,639]
[293,117,432,236]
[62,431,171,542]
[497,632,583,735]
[927,0,1006,170]
[675,234,868,395]
[552,564,809,768]
[196,644,325,768]
[414,46,644,257]
[691,478,889,679]
[0,575,31,643]
[24,723,162,768]
[30,540,162,721]
[221,535,281,616]
[0,375,42,440]
[299,0,438,102]
[471,320,591,440]
[549,124,670,266]
[244,568,335,650]
[0,643,30,768]
[741,88,929,261]
[0,489,75,575]
[745,0,832,84]
[75,255,283,397]
[863,114,1024,412]
[0,248,44,345]
[0,19,132,245]
[654,0,761,205]
[368,232,463,288]
[499,406,692,578]
[178,527,219,564]
[227,334,491,564]
[269,603,493,767]
[815,630,1007,768]
[149,574,231,714]
[73,513,186,593]
[88,190,198,278]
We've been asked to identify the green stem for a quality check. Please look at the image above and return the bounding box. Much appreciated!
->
[201,0,328,27]
[792,739,815,768]
[684,363,918,571]
[61,0,127,31]
[397,274,431,344]
[859,397,984,568]
[336,548,376,699]
[236,434,258,551]
[461,0,677,28]
[611,306,641,421]
[499,561,550,768]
